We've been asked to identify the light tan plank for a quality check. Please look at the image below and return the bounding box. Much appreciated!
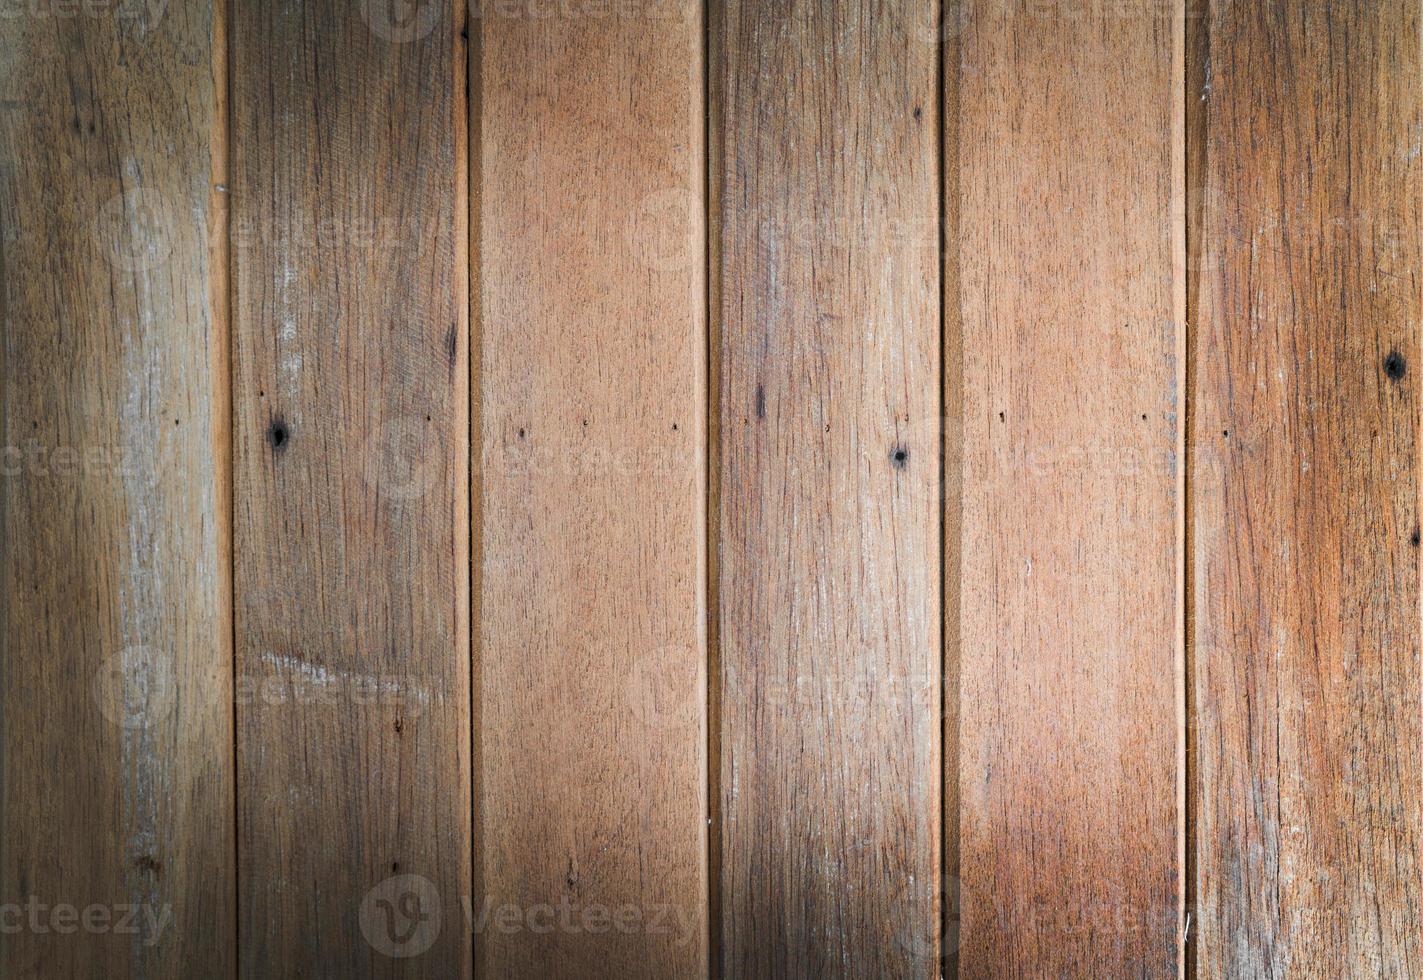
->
[0,2,233,974]
[1190,1,1422,974]
[475,3,708,976]
[715,1,942,974]
[953,3,1184,975]
[231,2,470,974]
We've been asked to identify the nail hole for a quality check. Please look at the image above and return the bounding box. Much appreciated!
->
[891,446,909,469]
[1385,351,1407,380]
[268,420,290,451]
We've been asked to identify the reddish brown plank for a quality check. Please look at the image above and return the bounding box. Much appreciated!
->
[953,3,1185,975]
[475,2,708,976]
[1190,1,1422,974]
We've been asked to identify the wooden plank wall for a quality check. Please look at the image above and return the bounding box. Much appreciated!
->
[0,0,1420,976]
[1190,0,1422,974]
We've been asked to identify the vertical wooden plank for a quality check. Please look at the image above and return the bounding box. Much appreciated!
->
[1191,1,1422,974]
[0,1,233,975]
[940,8,964,975]
[476,2,707,977]
[231,1,469,974]
[715,1,941,974]
[953,3,1184,976]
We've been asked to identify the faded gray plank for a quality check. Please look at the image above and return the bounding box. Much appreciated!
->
[0,2,234,975]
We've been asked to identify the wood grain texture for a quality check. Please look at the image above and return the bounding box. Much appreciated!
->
[1190,1,1422,974]
[941,11,964,975]
[231,1,469,974]
[714,1,941,974]
[0,1,233,975]
[475,2,708,976]
[953,3,1184,975]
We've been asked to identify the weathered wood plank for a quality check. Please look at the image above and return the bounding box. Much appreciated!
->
[714,1,942,973]
[475,3,708,976]
[0,2,233,975]
[1190,1,1422,974]
[953,3,1184,975]
[231,2,470,974]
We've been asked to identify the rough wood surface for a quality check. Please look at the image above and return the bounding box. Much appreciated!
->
[475,3,708,976]
[953,4,1184,976]
[231,2,470,974]
[714,1,941,974]
[0,2,233,975]
[6,4,1423,976]
[1190,1,1422,974]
